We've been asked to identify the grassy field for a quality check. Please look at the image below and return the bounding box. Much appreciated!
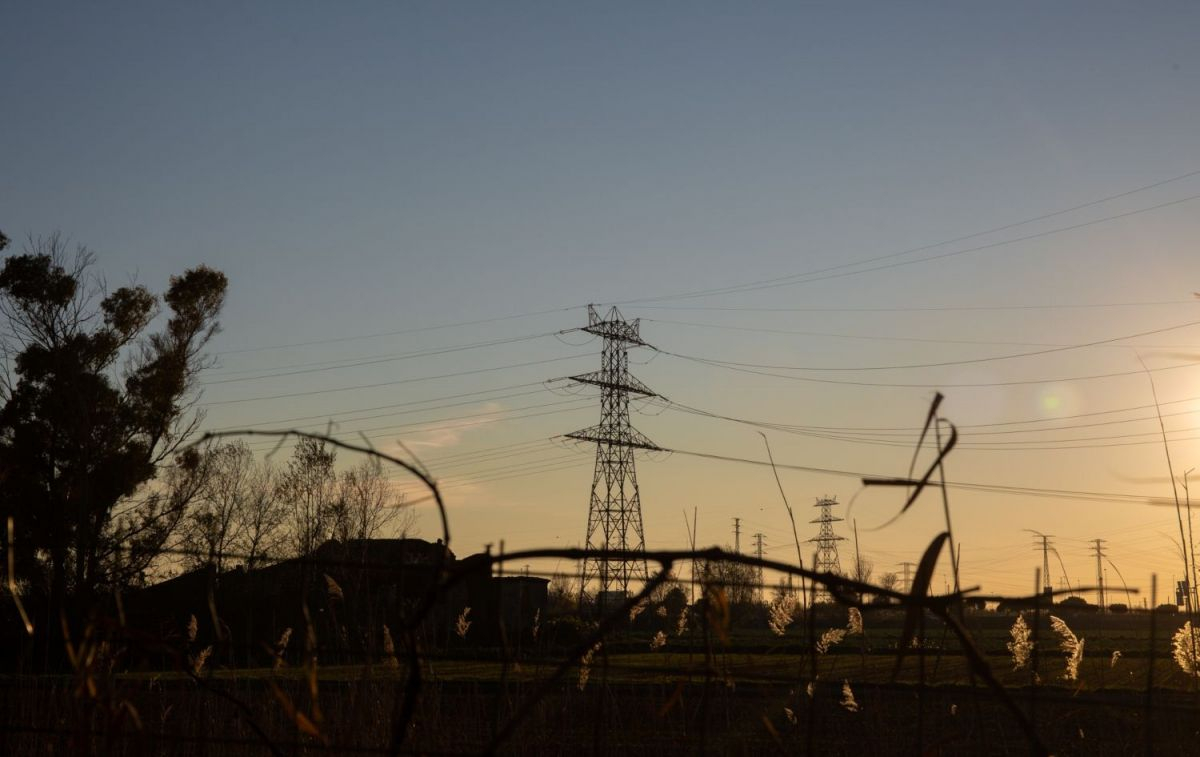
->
[5,660,1200,755]
[5,609,1200,755]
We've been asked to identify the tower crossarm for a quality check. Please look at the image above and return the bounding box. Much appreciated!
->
[582,321,650,347]
[582,304,653,348]
[565,425,662,451]
[568,371,658,397]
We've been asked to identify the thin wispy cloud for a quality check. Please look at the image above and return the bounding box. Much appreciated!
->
[398,402,508,451]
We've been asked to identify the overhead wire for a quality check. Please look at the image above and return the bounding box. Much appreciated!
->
[642,316,1200,350]
[201,353,595,406]
[656,445,1174,507]
[386,452,586,487]
[654,392,1200,436]
[280,396,587,438]
[209,384,552,431]
[757,426,1200,453]
[653,394,1200,453]
[391,456,592,495]
[213,304,584,356]
[632,300,1198,313]
[615,181,1200,304]
[662,349,1199,388]
[653,317,1200,372]
[384,440,562,477]
[410,438,555,467]
[203,331,564,384]
[240,399,592,452]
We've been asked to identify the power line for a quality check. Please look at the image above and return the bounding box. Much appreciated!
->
[653,317,1200,372]
[662,349,1198,388]
[707,415,1200,451]
[616,187,1200,305]
[209,383,551,431]
[387,441,566,477]
[772,414,1200,450]
[780,431,1200,454]
[242,400,591,452]
[643,316,1200,350]
[824,406,1200,437]
[390,455,592,495]
[652,395,1200,450]
[654,392,1200,438]
[420,452,584,482]
[657,445,1176,507]
[414,437,553,466]
[952,435,1200,453]
[400,447,566,478]
[201,353,595,406]
[952,425,1200,446]
[204,331,565,384]
[213,304,584,356]
[631,299,1198,314]
[776,407,1197,439]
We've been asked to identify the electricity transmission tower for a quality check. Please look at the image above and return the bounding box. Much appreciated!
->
[1091,538,1107,611]
[752,532,766,598]
[1025,530,1055,597]
[733,517,742,553]
[809,496,845,603]
[566,305,660,611]
[899,562,915,594]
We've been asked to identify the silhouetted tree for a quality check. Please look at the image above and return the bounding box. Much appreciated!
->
[871,571,900,605]
[234,450,285,570]
[700,553,760,621]
[277,437,338,557]
[547,572,582,615]
[878,571,899,592]
[179,440,295,572]
[331,457,413,544]
[177,442,244,571]
[852,556,873,585]
[0,234,226,642]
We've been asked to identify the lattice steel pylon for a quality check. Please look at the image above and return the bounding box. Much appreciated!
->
[809,496,845,603]
[565,305,660,611]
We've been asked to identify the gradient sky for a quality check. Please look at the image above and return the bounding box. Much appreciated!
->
[4,2,1200,599]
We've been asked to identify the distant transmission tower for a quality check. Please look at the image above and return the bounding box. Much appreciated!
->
[1091,538,1107,612]
[566,305,660,611]
[1025,530,1055,597]
[809,496,845,603]
[899,562,915,594]
[752,532,766,599]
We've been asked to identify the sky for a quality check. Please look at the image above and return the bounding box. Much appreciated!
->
[3,2,1200,600]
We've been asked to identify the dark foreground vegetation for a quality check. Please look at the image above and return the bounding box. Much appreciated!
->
[5,603,1200,756]
[3,655,1200,755]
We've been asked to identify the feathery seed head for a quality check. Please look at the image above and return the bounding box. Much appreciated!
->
[847,607,863,635]
[1007,614,1033,670]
